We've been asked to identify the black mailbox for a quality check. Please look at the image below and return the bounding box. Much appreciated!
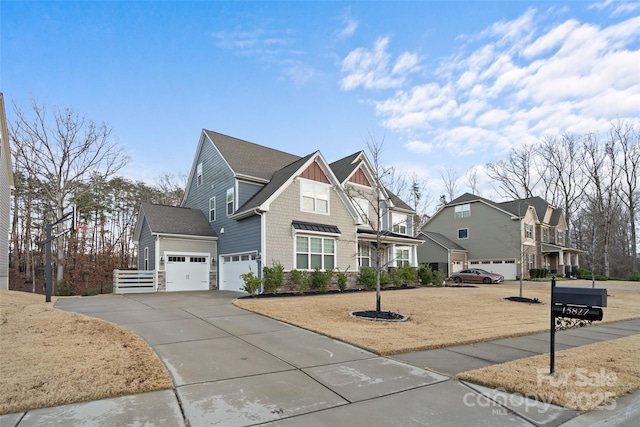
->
[553,287,607,307]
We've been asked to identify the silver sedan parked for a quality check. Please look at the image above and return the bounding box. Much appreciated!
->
[450,268,504,284]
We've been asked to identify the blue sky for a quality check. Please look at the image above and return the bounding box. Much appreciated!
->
[2,1,639,211]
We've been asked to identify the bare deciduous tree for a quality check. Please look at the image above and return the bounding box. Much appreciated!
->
[440,166,459,202]
[486,144,540,200]
[610,120,639,272]
[537,133,586,240]
[10,98,128,288]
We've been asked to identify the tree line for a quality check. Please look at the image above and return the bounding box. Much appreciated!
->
[8,99,184,295]
[481,120,639,279]
[7,99,639,295]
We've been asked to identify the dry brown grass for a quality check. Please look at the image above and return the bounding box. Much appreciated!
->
[457,335,640,412]
[234,282,640,356]
[0,290,173,415]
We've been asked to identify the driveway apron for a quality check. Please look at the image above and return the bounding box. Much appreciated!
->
[4,291,636,426]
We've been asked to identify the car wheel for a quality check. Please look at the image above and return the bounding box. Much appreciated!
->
[454,277,462,283]
[483,277,491,284]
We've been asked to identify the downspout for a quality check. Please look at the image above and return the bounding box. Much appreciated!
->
[154,235,160,292]
[254,209,265,294]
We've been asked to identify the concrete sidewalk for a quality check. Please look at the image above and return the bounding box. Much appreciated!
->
[2,291,638,426]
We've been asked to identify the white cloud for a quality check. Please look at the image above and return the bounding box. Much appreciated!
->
[340,37,421,90]
[404,140,433,154]
[337,17,358,39]
[357,9,639,162]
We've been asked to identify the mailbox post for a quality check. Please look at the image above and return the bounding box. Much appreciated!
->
[550,276,607,374]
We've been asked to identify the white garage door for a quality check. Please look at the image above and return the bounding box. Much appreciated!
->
[165,255,210,291]
[470,260,517,280]
[221,253,258,292]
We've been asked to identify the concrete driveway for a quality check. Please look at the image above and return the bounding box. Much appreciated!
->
[3,291,638,426]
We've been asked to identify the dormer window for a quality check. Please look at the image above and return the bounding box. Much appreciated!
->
[392,213,409,235]
[301,180,330,214]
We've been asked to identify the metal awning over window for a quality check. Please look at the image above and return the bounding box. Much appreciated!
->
[292,220,340,235]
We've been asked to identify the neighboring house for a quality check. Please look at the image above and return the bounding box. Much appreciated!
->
[0,93,14,290]
[132,202,218,291]
[134,129,421,292]
[418,193,581,280]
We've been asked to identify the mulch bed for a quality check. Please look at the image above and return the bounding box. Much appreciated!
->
[504,296,543,304]
[350,310,408,322]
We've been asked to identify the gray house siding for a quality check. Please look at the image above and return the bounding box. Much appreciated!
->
[425,202,520,260]
[182,136,262,259]
[137,217,155,270]
[218,215,261,256]
[417,238,448,265]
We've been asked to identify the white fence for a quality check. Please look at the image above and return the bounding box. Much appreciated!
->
[113,270,156,294]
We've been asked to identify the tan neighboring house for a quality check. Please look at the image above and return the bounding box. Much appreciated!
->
[418,193,581,280]
[0,94,15,290]
[133,130,421,292]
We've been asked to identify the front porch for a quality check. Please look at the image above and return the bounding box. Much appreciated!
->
[541,243,581,278]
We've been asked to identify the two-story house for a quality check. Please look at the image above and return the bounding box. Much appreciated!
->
[134,130,421,292]
[0,94,14,290]
[417,193,581,280]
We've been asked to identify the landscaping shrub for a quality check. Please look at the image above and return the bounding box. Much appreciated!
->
[262,261,284,294]
[311,268,333,293]
[576,268,592,280]
[337,267,349,291]
[629,271,640,282]
[594,275,609,281]
[418,264,434,286]
[529,268,547,279]
[391,265,416,287]
[240,271,261,296]
[54,281,72,296]
[358,267,376,290]
[290,269,310,294]
[380,270,392,286]
[432,270,447,286]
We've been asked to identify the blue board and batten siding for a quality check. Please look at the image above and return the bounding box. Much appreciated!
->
[182,135,262,258]
[137,216,155,270]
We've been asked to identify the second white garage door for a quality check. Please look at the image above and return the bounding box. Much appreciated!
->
[221,253,258,292]
[165,254,210,291]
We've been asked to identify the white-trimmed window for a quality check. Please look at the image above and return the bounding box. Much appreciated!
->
[197,162,203,187]
[527,254,535,271]
[458,228,468,239]
[209,197,216,222]
[296,236,335,270]
[354,197,369,224]
[543,228,548,243]
[144,247,149,270]
[556,230,564,245]
[392,213,409,235]
[358,244,370,268]
[226,188,234,216]
[525,223,533,239]
[301,180,330,214]
[396,248,410,267]
[454,203,470,219]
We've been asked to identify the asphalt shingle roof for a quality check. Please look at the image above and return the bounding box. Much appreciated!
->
[204,129,301,181]
[420,231,467,251]
[329,151,363,183]
[141,202,217,237]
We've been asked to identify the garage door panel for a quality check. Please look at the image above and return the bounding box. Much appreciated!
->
[166,255,209,291]
[221,253,257,292]
[469,260,517,280]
